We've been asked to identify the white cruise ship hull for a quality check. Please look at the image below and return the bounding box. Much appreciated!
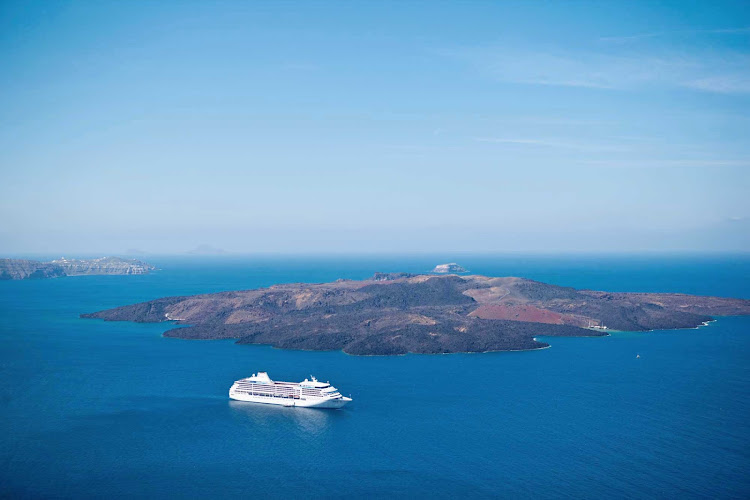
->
[228,373,352,409]
[229,391,351,408]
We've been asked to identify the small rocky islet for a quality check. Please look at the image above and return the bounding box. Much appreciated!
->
[432,263,468,273]
[82,272,750,355]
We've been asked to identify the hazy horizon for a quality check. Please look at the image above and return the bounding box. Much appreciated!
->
[5,249,750,262]
[2,1,749,255]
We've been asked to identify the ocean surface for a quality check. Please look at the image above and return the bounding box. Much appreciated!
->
[1,255,749,499]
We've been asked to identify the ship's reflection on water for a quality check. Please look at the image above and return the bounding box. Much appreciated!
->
[228,400,347,435]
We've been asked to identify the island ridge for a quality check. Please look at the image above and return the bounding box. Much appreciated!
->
[0,257,155,280]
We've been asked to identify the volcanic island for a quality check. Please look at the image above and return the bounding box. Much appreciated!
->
[82,273,750,355]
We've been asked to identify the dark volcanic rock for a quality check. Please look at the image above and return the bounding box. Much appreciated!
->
[81,296,185,322]
[81,274,750,355]
[371,272,416,281]
[358,276,476,308]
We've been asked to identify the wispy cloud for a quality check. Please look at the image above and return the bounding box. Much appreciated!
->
[442,46,750,93]
[581,159,750,168]
[600,27,750,43]
[280,62,320,71]
[473,137,628,153]
[682,75,750,93]
[475,138,553,145]
[514,117,615,126]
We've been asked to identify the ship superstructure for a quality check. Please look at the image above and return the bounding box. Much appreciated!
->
[229,372,352,409]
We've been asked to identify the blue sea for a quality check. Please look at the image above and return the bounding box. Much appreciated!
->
[1,255,749,498]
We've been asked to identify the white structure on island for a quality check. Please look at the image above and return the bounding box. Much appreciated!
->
[587,320,608,330]
[229,372,352,409]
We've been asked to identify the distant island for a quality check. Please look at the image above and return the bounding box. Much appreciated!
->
[82,273,750,355]
[432,263,467,273]
[0,257,155,280]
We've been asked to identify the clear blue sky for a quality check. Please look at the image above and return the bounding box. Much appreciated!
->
[1,0,748,255]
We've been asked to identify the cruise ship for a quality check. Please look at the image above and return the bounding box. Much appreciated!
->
[229,372,352,409]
